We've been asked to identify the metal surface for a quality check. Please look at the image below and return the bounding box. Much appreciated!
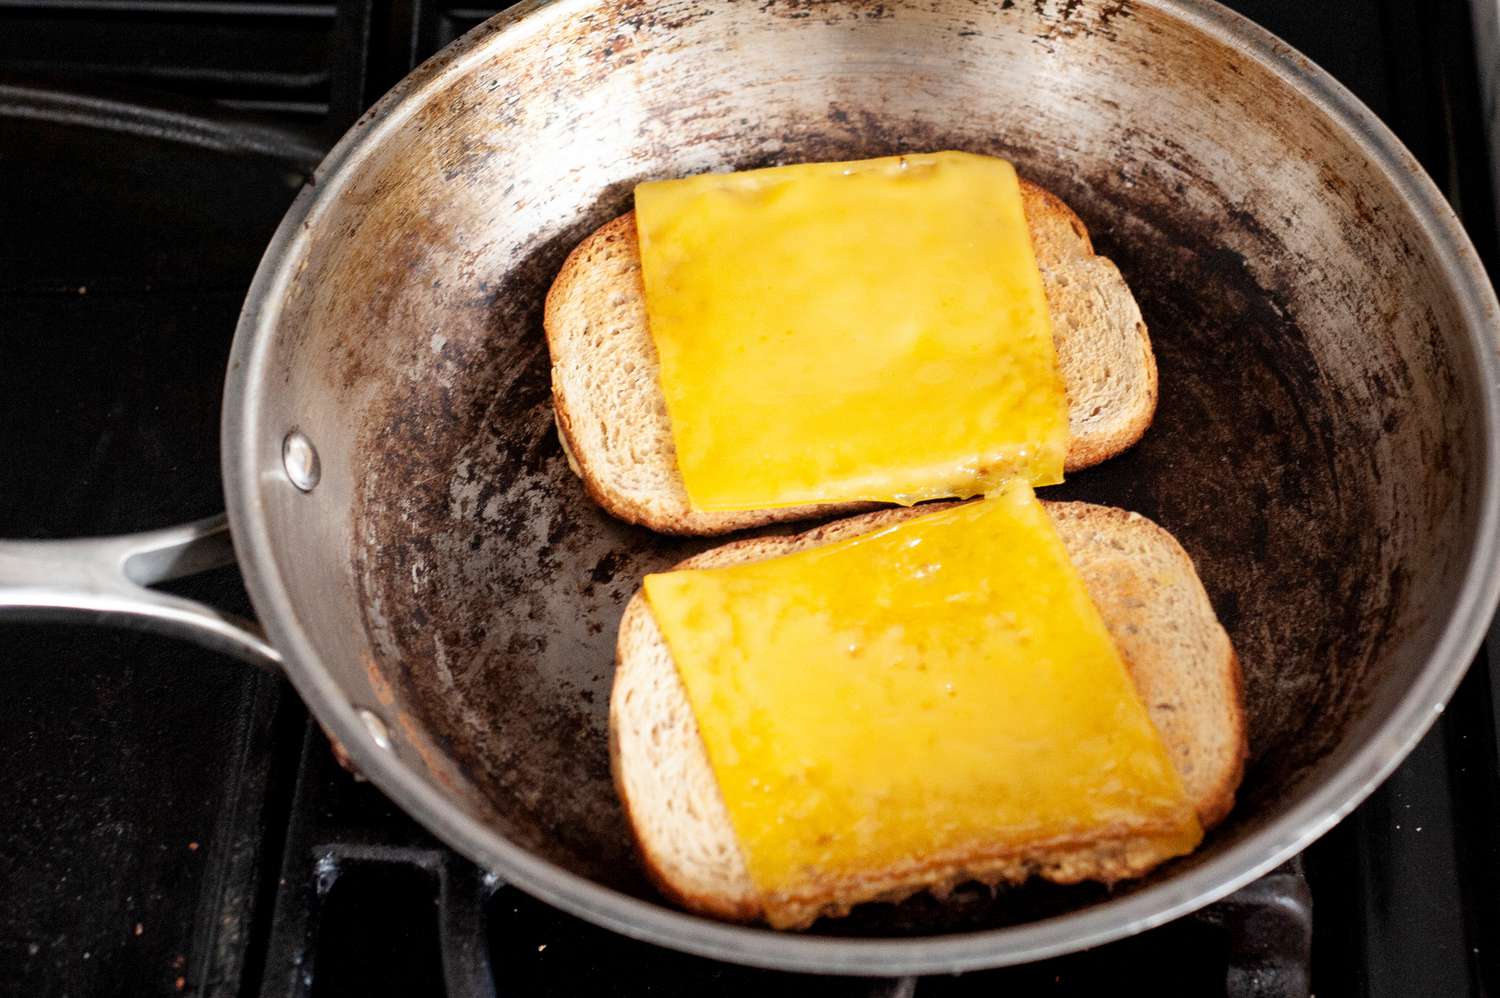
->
[0,72,316,996]
[255,712,1314,996]
[218,0,1500,973]
[282,429,322,492]
[1476,0,1500,237]
[1198,859,1313,997]
[359,707,393,750]
[0,516,282,670]
[8,0,1499,976]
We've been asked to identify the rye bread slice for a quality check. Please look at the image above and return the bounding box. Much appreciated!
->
[609,501,1244,928]
[545,179,1157,535]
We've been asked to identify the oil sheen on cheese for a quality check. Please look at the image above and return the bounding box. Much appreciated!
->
[643,483,1201,925]
[634,152,1069,512]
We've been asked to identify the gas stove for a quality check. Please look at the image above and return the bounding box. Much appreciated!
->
[1,2,1496,996]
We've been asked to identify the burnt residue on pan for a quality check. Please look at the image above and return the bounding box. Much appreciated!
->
[331,0,1480,931]
[1043,183,1391,801]
[353,225,696,891]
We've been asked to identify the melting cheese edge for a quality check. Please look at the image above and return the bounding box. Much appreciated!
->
[643,484,1202,925]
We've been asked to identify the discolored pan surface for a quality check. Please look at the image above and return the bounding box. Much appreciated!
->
[328,0,1480,933]
[352,174,1387,913]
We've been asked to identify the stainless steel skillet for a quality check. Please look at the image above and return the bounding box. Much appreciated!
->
[2,0,1498,975]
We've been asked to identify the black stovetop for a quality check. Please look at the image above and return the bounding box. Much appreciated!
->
[1,2,1497,996]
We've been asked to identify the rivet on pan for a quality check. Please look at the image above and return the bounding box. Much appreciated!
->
[358,708,392,750]
[282,430,321,492]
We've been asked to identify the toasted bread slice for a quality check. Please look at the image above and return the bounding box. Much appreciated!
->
[610,501,1244,928]
[546,179,1156,536]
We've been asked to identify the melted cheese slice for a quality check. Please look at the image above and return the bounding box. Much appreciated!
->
[644,483,1201,924]
[634,152,1068,512]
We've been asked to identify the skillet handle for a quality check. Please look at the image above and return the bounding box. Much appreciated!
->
[0,514,281,671]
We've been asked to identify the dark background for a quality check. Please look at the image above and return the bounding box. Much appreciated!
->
[0,1,1496,996]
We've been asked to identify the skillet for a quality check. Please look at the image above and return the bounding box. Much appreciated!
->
[2,0,1498,974]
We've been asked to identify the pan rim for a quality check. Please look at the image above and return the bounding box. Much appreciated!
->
[223,0,1500,975]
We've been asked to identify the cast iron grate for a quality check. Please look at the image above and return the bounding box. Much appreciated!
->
[255,720,1311,998]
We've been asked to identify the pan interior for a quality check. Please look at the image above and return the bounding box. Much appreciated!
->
[259,0,1488,936]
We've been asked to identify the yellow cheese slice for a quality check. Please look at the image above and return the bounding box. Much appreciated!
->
[634,151,1069,512]
[643,483,1201,924]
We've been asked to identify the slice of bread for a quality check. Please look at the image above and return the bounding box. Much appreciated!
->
[610,501,1244,929]
[546,178,1157,536]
